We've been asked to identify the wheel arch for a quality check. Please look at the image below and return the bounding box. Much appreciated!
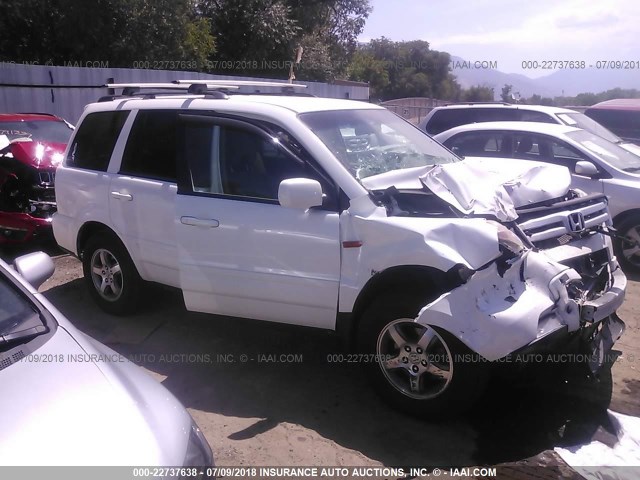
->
[612,208,640,226]
[76,222,132,266]
[340,264,463,351]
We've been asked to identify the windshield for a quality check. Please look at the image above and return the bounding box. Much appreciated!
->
[557,112,621,144]
[0,120,74,145]
[299,109,459,182]
[0,273,42,336]
[567,130,640,172]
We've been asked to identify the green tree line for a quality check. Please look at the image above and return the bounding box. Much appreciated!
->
[0,0,490,100]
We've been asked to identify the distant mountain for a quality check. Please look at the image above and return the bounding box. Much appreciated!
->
[450,56,557,99]
[535,68,640,97]
[449,56,639,99]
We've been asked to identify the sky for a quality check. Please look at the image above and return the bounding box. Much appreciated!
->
[359,0,640,78]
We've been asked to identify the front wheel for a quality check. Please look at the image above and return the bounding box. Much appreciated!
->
[82,232,142,315]
[357,294,489,418]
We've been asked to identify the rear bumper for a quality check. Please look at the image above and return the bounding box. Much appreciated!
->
[0,212,53,244]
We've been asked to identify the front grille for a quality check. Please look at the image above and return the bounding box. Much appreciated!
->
[516,194,610,248]
[560,248,610,277]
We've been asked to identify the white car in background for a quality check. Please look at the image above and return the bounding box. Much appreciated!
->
[0,252,213,468]
[435,121,640,271]
[419,103,640,158]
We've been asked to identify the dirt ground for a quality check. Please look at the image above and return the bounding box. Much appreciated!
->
[3,242,640,477]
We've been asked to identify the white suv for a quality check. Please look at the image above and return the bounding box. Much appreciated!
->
[53,81,626,417]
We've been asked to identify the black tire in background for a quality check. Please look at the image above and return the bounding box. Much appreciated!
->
[614,214,640,273]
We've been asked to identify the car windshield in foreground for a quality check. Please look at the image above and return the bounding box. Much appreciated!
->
[299,109,459,181]
[567,130,640,172]
[0,120,73,145]
[0,272,43,339]
[557,112,621,144]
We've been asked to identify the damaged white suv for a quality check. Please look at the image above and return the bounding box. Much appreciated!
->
[53,81,626,416]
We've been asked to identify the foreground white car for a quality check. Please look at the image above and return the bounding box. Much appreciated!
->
[435,121,640,271]
[53,81,625,416]
[0,252,213,467]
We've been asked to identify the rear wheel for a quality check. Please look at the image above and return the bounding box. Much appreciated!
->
[614,215,640,272]
[357,293,489,418]
[82,232,142,315]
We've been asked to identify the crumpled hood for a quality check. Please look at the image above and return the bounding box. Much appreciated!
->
[0,322,191,465]
[362,157,572,222]
[2,140,66,169]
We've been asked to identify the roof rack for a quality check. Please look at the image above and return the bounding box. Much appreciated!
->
[100,79,309,102]
[173,79,307,89]
[443,101,512,106]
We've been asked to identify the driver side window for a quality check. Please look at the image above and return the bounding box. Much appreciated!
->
[181,120,335,207]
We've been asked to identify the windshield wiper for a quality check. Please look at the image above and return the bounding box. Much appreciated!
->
[0,325,47,346]
[623,167,640,173]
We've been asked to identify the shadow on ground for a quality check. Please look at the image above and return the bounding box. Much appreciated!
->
[44,279,615,468]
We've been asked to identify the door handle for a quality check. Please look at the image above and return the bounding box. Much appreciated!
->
[110,191,133,201]
[180,216,220,228]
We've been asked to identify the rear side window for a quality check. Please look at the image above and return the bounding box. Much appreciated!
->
[585,109,640,142]
[518,110,556,123]
[120,110,178,182]
[67,111,128,171]
[425,108,519,135]
[445,131,512,157]
[425,110,475,135]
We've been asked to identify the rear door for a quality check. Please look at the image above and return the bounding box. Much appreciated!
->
[174,114,341,329]
[108,110,180,286]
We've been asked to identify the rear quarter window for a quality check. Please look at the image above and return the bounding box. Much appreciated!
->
[425,108,520,134]
[425,110,477,135]
[67,111,129,171]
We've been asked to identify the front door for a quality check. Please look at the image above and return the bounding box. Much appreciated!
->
[175,114,341,329]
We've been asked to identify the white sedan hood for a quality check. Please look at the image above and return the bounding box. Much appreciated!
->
[362,157,572,222]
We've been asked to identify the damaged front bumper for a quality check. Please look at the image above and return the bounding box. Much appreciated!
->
[416,241,626,373]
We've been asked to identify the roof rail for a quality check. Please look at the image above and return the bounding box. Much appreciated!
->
[101,80,308,101]
[443,101,512,106]
[173,79,307,89]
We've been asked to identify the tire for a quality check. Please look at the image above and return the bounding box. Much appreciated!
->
[613,214,640,273]
[82,231,142,315]
[357,292,490,418]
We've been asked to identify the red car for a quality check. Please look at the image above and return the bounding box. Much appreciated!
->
[0,113,74,244]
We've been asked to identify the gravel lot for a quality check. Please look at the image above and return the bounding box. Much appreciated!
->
[3,242,640,476]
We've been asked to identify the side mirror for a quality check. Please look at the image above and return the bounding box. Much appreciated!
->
[575,160,599,177]
[278,178,323,210]
[13,251,55,289]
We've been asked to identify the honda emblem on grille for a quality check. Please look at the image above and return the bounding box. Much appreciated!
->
[568,212,586,233]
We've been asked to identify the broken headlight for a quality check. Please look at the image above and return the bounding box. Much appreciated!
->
[488,221,526,256]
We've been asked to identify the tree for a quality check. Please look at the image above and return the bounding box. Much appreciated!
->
[348,38,455,100]
[348,49,390,97]
[461,85,494,102]
[500,84,513,102]
[0,0,216,68]
[199,0,371,80]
